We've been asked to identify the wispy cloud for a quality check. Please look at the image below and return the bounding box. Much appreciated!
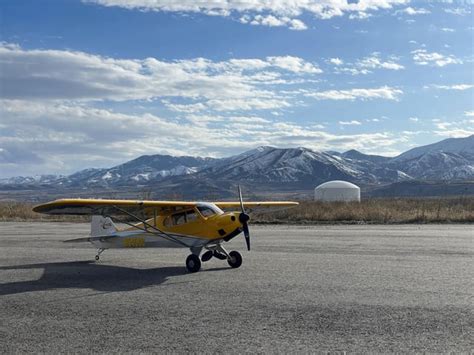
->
[240,14,307,30]
[427,84,474,91]
[0,99,410,176]
[84,0,410,29]
[0,43,323,112]
[444,7,471,16]
[332,53,404,75]
[306,86,403,101]
[356,53,404,71]
[398,7,430,15]
[328,57,344,66]
[339,120,362,125]
[433,119,474,138]
[412,49,462,67]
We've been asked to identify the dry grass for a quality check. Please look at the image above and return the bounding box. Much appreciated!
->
[0,198,473,224]
[253,197,474,224]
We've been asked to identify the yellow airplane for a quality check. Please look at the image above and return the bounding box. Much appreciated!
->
[33,187,298,272]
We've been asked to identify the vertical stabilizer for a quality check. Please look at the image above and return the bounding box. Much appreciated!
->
[91,215,118,237]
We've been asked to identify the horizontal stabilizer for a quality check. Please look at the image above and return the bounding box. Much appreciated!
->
[63,235,118,243]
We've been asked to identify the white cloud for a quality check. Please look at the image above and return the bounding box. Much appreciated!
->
[328,58,343,66]
[444,8,471,16]
[162,101,207,113]
[409,117,419,122]
[339,120,362,125]
[412,49,462,67]
[432,118,474,138]
[266,56,322,74]
[356,54,404,70]
[241,14,307,30]
[84,0,410,29]
[335,67,371,75]
[0,99,411,176]
[440,27,455,33]
[435,128,474,138]
[0,43,324,112]
[465,111,474,117]
[430,84,474,91]
[398,7,430,15]
[333,53,404,75]
[348,11,372,20]
[306,86,403,101]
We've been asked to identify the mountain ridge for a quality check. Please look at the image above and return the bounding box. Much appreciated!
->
[1,135,473,191]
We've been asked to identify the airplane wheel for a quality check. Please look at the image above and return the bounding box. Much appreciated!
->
[227,251,242,269]
[186,254,201,273]
[95,255,100,261]
[201,250,213,262]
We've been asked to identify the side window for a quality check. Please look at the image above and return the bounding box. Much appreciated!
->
[172,212,186,225]
[163,216,172,227]
[186,210,198,222]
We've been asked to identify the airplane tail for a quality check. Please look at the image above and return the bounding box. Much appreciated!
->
[91,215,118,237]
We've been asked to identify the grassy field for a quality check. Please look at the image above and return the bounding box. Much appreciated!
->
[0,201,88,222]
[0,198,473,224]
[253,197,474,224]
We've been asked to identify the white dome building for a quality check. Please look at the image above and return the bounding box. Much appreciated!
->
[314,180,360,202]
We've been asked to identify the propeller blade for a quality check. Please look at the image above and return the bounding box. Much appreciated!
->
[243,222,250,251]
[238,185,250,251]
[238,185,245,214]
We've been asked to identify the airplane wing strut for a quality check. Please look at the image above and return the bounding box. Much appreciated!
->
[108,205,189,248]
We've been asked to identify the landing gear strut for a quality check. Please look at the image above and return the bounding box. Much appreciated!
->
[95,248,105,261]
[197,244,243,270]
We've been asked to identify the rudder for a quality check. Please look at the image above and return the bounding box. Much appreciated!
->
[91,215,117,237]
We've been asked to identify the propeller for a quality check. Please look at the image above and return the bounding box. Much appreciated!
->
[238,185,251,251]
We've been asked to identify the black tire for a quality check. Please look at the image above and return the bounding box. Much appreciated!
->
[227,251,242,269]
[186,254,201,273]
[201,250,213,262]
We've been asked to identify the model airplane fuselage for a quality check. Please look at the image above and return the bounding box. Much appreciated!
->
[33,190,298,272]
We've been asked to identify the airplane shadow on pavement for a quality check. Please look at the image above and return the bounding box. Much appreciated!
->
[0,261,224,296]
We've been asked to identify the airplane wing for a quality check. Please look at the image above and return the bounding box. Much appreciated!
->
[33,198,198,216]
[215,201,299,213]
[33,198,299,216]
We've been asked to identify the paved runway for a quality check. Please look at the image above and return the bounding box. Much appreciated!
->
[0,223,472,353]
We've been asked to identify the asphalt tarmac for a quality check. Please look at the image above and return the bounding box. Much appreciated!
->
[0,223,472,353]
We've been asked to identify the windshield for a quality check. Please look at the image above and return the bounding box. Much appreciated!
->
[197,203,223,217]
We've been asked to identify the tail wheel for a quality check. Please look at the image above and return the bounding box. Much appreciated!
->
[227,251,242,269]
[186,254,201,273]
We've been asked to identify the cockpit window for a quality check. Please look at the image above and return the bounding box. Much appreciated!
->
[172,212,186,225]
[186,210,198,222]
[165,209,200,226]
[197,203,223,217]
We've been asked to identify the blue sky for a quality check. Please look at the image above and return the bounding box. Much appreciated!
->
[0,0,473,177]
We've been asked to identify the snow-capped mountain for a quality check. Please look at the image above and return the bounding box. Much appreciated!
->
[0,174,66,186]
[0,135,472,191]
[194,146,407,185]
[61,154,216,187]
[391,135,474,162]
[389,135,474,180]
